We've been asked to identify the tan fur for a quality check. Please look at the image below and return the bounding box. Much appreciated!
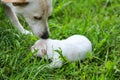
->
[2,0,28,3]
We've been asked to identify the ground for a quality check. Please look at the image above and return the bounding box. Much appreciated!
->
[0,0,120,80]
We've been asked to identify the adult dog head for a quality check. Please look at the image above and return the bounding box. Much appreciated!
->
[2,0,52,39]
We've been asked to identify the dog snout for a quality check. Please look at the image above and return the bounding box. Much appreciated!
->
[41,30,49,39]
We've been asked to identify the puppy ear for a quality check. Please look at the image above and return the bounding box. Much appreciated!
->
[41,49,47,55]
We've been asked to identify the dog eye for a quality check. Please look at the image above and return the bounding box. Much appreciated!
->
[13,2,29,7]
[34,16,42,20]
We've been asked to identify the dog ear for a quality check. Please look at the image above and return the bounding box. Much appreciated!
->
[38,39,47,55]
[41,49,47,55]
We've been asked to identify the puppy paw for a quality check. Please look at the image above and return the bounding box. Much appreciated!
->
[46,61,63,68]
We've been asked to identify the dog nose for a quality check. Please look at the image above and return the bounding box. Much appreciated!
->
[41,30,49,39]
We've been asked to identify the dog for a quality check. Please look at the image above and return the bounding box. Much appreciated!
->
[1,0,52,39]
[31,35,92,68]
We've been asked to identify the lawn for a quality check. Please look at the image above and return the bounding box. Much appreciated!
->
[0,0,120,80]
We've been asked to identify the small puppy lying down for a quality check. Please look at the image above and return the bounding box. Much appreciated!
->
[31,35,92,68]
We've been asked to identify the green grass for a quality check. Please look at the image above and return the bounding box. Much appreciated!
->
[0,0,120,80]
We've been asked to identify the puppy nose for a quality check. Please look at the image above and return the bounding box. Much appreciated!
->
[41,30,49,39]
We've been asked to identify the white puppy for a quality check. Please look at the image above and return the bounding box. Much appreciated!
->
[31,35,92,68]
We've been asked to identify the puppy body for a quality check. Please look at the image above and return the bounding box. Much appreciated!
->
[31,35,92,68]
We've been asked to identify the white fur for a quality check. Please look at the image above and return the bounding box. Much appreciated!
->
[31,35,92,68]
[2,0,52,38]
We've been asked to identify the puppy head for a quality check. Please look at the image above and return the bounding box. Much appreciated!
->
[31,39,47,57]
